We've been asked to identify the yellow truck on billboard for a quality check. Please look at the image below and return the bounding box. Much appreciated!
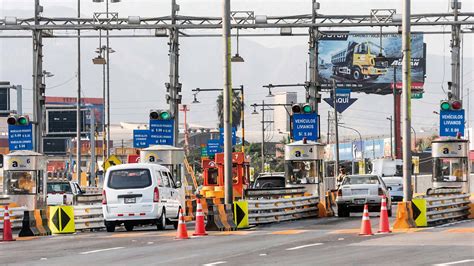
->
[331,41,388,80]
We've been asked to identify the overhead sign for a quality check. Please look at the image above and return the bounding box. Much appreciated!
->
[292,113,318,141]
[323,88,357,113]
[133,129,149,148]
[411,92,423,99]
[8,123,33,151]
[103,155,122,171]
[49,206,75,234]
[219,127,237,146]
[149,119,174,145]
[439,110,465,137]
[46,96,104,131]
[318,31,426,94]
[207,139,222,157]
[46,108,89,136]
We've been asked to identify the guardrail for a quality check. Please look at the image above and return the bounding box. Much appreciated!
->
[76,194,102,205]
[245,187,319,225]
[0,206,27,231]
[74,205,104,231]
[412,187,471,226]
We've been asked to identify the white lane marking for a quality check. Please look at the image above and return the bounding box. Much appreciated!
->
[80,247,125,255]
[203,261,227,266]
[40,258,47,260]
[433,259,474,266]
[259,254,267,256]
[286,243,323,251]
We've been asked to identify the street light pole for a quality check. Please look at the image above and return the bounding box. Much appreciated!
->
[402,0,413,202]
[222,0,233,204]
[106,0,111,158]
[332,80,340,177]
[77,0,82,182]
[261,100,265,172]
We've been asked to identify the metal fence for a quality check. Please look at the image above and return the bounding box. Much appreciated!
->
[0,206,26,231]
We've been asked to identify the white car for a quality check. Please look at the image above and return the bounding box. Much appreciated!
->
[102,163,182,232]
[382,176,404,202]
[47,181,83,206]
[336,174,392,217]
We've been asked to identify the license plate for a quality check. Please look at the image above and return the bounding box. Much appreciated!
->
[354,199,366,204]
[124,197,136,204]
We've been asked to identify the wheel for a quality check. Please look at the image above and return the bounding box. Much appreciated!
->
[338,205,349,217]
[105,221,115,232]
[157,208,166,230]
[124,223,134,232]
[352,67,362,80]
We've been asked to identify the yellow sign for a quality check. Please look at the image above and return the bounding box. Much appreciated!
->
[358,161,366,174]
[103,155,122,171]
[233,201,249,229]
[412,198,427,227]
[49,206,75,234]
[412,156,420,174]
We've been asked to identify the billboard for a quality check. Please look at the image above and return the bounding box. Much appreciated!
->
[318,31,426,94]
[45,97,104,131]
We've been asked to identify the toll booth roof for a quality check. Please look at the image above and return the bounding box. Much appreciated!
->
[142,145,184,151]
[6,150,43,156]
[286,140,324,146]
[432,138,469,143]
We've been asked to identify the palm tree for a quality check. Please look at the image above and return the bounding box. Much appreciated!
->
[216,91,243,129]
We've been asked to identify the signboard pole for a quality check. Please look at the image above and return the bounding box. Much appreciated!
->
[333,81,340,177]
[90,109,96,186]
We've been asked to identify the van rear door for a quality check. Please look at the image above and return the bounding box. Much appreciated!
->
[106,168,154,214]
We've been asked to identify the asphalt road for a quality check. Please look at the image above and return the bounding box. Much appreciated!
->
[1,214,473,266]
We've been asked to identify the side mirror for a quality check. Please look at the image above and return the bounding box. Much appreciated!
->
[387,186,392,191]
[175,181,182,188]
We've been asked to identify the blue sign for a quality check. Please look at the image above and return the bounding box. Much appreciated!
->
[133,129,149,148]
[8,124,33,151]
[207,139,222,156]
[149,120,174,145]
[219,127,237,146]
[323,88,358,113]
[440,110,465,137]
[292,113,318,141]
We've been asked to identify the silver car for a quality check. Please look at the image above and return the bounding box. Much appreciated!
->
[336,174,392,217]
[382,176,403,202]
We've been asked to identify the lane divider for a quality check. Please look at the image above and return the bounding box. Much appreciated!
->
[285,243,323,251]
[79,247,125,255]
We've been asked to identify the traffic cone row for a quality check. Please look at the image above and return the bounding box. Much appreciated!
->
[1,206,15,242]
[193,199,207,236]
[359,196,392,236]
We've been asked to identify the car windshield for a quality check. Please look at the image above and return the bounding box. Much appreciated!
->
[47,183,72,193]
[253,176,285,189]
[343,175,380,185]
[108,169,152,189]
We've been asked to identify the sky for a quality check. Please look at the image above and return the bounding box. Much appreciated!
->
[0,0,473,142]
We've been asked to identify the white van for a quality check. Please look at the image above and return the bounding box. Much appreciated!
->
[102,163,182,232]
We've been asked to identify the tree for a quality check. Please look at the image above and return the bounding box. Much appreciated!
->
[216,91,243,129]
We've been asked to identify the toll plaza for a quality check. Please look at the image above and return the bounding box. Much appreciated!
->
[2,150,47,211]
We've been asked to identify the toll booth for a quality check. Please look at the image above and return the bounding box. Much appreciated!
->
[285,140,325,197]
[2,150,47,210]
[432,138,470,193]
[202,152,250,198]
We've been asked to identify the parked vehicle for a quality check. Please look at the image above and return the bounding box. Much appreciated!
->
[336,174,392,217]
[252,173,285,189]
[47,181,83,206]
[382,176,403,202]
[102,163,182,232]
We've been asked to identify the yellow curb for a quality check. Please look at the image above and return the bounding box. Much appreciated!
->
[443,228,474,233]
[106,232,147,238]
[329,229,360,234]
[270,229,308,235]
[16,236,39,241]
[215,231,254,236]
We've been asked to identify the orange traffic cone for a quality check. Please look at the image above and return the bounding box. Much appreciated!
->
[378,196,391,233]
[1,206,15,242]
[176,208,189,239]
[193,198,207,236]
[359,204,373,236]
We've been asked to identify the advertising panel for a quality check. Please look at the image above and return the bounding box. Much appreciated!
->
[318,31,425,94]
[46,97,104,131]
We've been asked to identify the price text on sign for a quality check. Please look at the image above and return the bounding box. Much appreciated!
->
[8,124,33,151]
[133,129,149,148]
[149,119,174,145]
[292,113,318,141]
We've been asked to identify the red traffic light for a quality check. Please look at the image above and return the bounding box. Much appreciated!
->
[451,101,462,110]
[7,115,17,125]
[291,104,302,114]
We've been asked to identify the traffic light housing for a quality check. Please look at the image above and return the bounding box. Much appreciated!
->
[291,103,313,114]
[7,114,30,126]
[150,109,172,120]
[440,100,462,111]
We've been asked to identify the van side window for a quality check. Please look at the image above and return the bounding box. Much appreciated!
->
[161,171,171,187]
[167,172,176,188]
[155,170,163,187]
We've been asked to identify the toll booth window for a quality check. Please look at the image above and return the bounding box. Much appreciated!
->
[207,168,218,185]
[6,171,37,195]
[287,161,317,184]
[433,158,468,182]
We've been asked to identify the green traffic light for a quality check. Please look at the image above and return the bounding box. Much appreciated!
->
[18,117,28,125]
[302,105,312,113]
[160,111,171,120]
[440,101,451,111]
